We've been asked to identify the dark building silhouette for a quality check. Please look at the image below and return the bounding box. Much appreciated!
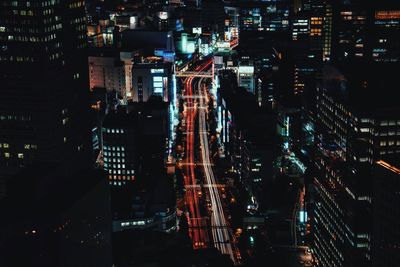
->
[0,164,112,267]
[0,0,91,197]
[310,61,400,267]
[372,158,400,267]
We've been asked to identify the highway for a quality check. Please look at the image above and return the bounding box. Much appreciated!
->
[181,59,240,264]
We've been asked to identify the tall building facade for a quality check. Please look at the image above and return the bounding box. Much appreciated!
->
[238,0,290,32]
[371,9,400,62]
[132,62,173,103]
[0,0,91,196]
[311,63,400,267]
[330,1,400,62]
[88,51,134,105]
[373,159,400,267]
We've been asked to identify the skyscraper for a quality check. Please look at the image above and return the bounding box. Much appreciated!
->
[311,62,400,267]
[373,158,400,267]
[0,0,91,196]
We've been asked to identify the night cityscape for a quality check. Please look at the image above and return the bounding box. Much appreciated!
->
[0,0,399,266]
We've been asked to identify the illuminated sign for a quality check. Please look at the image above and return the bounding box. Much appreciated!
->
[129,16,137,29]
[192,27,202,34]
[157,12,168,20]
[151,69,164,74]
[186,42,195,53]
[299,211,308,223]
[216,41,230,48]
[238,66,254,73]
[375,10,400,20]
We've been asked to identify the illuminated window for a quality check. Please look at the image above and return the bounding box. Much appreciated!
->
[4,152,10,158]
[153,82,163,88]
[3,143,9,148]
[18,153,24,159]
[151,69,164,74]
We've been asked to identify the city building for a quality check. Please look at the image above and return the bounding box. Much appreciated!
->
[0,164,112,266]
[101,97,175,233]
[237,64,255,95]
[371,9,400,62]
[310,62,400,267]
[89,50,134,105]
[0,0,91,197]
[132,61,174,102]
[238,0,291,32]
[292,12,310,42]
[372,158,400,267]
[236,32,282,107]
[102,97,170,187]
[219,71,275,207]
[102,110,139,187]
[330,1,400,63]
[121,29,175,57]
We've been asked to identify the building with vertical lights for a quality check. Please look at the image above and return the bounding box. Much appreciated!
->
[132,62,173,103]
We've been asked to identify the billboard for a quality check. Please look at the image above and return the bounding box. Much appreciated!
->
[192,27,202,34]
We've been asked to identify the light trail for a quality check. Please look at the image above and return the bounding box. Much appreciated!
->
[183,72,208,249]
[197,78,238,263]
[181,59,240,264]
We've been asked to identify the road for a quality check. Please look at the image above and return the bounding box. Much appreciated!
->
[183,67,208,249]
[181,59,240,264]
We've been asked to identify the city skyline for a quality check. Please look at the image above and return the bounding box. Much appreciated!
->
[0,0,399,266]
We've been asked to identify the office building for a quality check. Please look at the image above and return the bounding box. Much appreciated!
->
[102,97,170,187]
[292,13,310,41]
[121,30,175,57]
[238,64,255,95]
[311,62,400,267]
[238,0,291,32]
[0,0,91,197]
[219,72,275,205]
[330,1,400,62]
[89,50,134,105]
[371,9,400,62]
[132,62,173,102]
[101,97,175,232]
[372,158,400,267]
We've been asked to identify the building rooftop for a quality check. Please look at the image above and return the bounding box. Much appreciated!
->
[121,29,175,55]
[322,61,400,112]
